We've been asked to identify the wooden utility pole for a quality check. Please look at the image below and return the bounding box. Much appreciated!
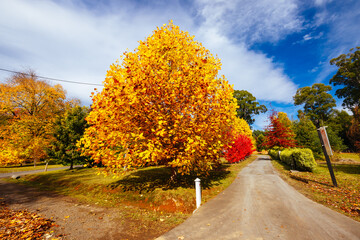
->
[317,126,337,187]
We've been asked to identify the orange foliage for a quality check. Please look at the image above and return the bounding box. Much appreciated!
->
[0,70,68,165]
[80,21,246,175]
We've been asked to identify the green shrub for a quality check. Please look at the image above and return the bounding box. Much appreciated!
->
[270,147,317,172]
[291,148,317,172]
[268,148,280,160]
[279,148,293,166]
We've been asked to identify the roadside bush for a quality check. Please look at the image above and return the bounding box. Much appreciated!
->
[291,148,317,172]
[225,135,254,163]
[271,148,317,172]
[268,148,280,160]
[279,148,293,166]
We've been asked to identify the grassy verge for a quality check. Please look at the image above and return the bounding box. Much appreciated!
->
[332,152,360,163]
[0,164,64,173]
[272,159,360,222]
[7,155,257,238]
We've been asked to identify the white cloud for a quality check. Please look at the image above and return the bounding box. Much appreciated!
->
[312,1,360,84]
[334,104,353,115]
[0,0,194,105]
[200,31,298,102]
[314,0,333,7]
[195,0,303,44]
[303,34,312,41]
[194,0,300,103]
[0,0,301,105]
[253,113,270,130]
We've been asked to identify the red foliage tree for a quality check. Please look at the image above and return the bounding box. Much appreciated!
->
[225,135,254,163]
[347,106,360,151]
[263,111,297,149]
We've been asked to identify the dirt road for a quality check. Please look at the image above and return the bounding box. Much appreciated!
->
[157,156,360,240]
[0,166,82,179]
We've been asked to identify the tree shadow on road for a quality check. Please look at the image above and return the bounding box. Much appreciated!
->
[0,179,67,207]
[257,156,271,161]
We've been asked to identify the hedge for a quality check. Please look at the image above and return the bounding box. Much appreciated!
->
[269,148,317,172]
[268,148,280,160]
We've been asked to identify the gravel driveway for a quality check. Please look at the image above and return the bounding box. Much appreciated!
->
[157,156,360,240]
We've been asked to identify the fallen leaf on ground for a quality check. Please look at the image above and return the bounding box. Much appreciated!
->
[0,201,55,240]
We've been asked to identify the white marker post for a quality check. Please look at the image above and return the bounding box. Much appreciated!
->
[195,178,201,209]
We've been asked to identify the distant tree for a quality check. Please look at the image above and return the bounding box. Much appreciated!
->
[256,134,266,152]
[253,130,265,152]
[263,111,297,149]
[293,83,336,127]
[48,106,90,169]
[252,130,264,138]
[326,127,346,152]
[347,106,360,152]
[326,110,353,150]
[293,116,322,155]
[233,90,267,126]
[277,112,293,129]
[330,47,360,111]
[0,70,67,166]
[296,109,347,153]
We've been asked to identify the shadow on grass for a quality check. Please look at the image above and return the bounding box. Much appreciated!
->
[274,160,334,187]
[13,165,231,194]
[331,164,360,175]
[19,167,91,190]
[108,165,231,193]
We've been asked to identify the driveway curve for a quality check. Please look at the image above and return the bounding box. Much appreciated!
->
[157,156,360,240]
[0,165,83,179]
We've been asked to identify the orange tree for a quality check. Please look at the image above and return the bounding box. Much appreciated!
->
[0,70,68,166]
[79,21,247,176]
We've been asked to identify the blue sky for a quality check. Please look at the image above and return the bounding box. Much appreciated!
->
[0,0,359,130]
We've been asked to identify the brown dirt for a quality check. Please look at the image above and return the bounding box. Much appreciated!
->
[0,180,166,240]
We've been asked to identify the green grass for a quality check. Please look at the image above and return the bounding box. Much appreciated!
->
[7,155,258,237]
[332,152,360,163]
[0,164,64,173]
[272,159,360,222]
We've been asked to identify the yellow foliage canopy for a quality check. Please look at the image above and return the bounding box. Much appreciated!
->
[232,117,255,148]
[80,21,248,175]
[0,70,68,166]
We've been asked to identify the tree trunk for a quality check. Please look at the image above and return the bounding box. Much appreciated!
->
[170,168,178,183]
[70,160,74,170]
[44,160,49,172]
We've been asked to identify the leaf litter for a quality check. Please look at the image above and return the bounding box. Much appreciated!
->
[0,201,61,240]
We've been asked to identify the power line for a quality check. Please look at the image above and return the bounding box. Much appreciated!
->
[0,68,103,86]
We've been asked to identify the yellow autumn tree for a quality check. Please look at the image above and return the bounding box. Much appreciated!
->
[0,70,68,166]
[80,21,248,176]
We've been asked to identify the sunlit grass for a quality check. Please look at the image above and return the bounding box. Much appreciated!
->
[333,152,360,162]
[272,159,360,222]
[7,155,257,236]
